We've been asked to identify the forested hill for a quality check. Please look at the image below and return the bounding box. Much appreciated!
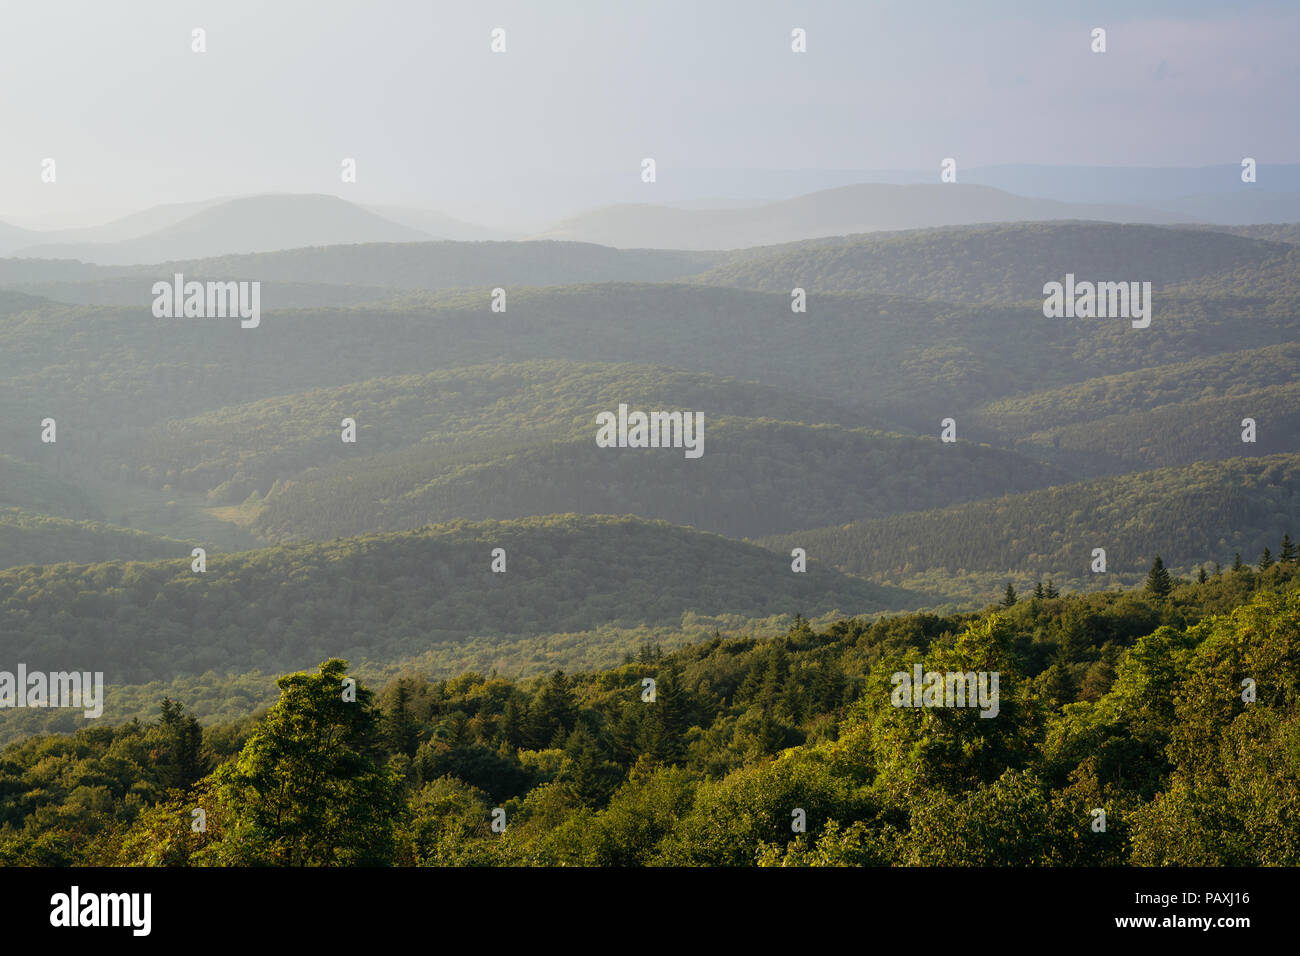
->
[6,282,1294,464]
[760,454,1300,580]
[2,560,1296,866]
[0,514,916,683]
[696,222,1297,302]
[0,240,722,293]
[0,508,183,570]
[246,419,1069,542]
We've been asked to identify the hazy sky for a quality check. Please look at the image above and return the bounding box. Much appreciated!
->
[1,0,1296,227]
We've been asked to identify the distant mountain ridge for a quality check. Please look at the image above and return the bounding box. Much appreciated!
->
[535,183,1194,249]
[9,194,432,265]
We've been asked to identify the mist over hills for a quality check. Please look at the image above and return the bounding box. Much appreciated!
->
[4,0,1300,877]
[9,194,433,265]
[0,175,1255,268]
[536,184,1193,249]
[697,221,1298,302]
[0,240,719,304]
[0,203,1297,735]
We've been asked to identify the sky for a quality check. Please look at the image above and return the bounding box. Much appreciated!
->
[0,0,1296,228]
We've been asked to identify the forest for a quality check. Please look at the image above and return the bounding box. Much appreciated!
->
[1,556,1295,866]
[2,219,1298,871]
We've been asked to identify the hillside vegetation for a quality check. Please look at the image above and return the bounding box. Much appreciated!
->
[2,563,1296,866]
[760,455,1300,580]
[0,514,914,683]
[697,222,1297,302]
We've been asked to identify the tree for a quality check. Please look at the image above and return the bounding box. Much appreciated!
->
[382,681,420,757]
[1033,580,1045,600]
[1045,579,1060,599]
[1001,582,1018,607]
[156,697,205,790]
[1281,534,1298,565]
[1232,553,1244,573]
[1259,547,1274,571]
[523,670,579,750]
[204,659,400,866]
[1197,566,1208,584]
[501,693,525,750]
[644,660,689,765]
[1145,556,1173,599]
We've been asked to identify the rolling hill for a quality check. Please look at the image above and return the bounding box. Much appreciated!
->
[537,184,1192,250]
[0,514,918,683]
[760,455,1300,583]
[244,418,1070,542]
[694,221,1298,303]
[10,194,432,264]
[0,508,184,570]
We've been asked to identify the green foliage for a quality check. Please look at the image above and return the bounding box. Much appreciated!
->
[3,568,1295,866]
[0,507,182,571]
[1145,555,1173,598]
[0,514,908,683]
[0,457,101,521]
[761,455,1300,580]
[698,222,1298,304]
[198,659,400,865]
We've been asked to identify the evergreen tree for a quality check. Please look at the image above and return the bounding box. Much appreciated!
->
[610,701,643,765]
[644,660,688,765]
[810,654,846,713]
[1259,547,1274,571]
[562,721,621,806]
[1145,555,1173,599]
[1281,533,1298,565]
[523,670,578,749]
[1045,579,1060,599]
[501,693,525,750]
[381,682,420,757]
[1002,582,1018,607]
[1232,553,1244,572]
[156,697,205,790]
[1197,565,1208,584]
[1033,580,1045,600]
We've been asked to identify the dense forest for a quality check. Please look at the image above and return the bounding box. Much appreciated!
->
[248,419,1066,541]
[0,514,911,685]
[761,455,1300,581]
[696,222,1299,302]
[970,342,1300,436]
[1,220,1297,872]
[0,509,180,571]
[1,240,721,294]
[2,559,1295,866]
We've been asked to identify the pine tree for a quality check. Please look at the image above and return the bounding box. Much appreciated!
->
[1280,534,1297,565]
[1259,547,1274,571]
[1213,561,1222,577]
[381,682,420,757]
[157,697,205,790]
[522,670,579,750]
[610,701,642,765]
[1197,565,1208,584]
[1002,582,1018,607]
[1033,580,1045,600]
[1145,555,1173,599]
[1045,579,1060,599]
[501,693,525,749]
[1232,553,1244,572]
[644,660,688,765]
